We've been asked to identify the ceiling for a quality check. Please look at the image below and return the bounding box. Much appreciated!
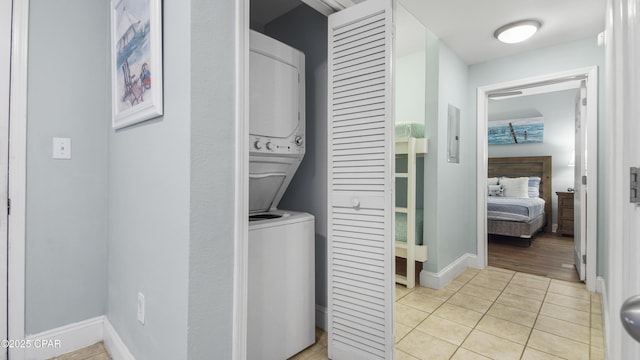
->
[250,0,301,28]
[252,0,606,65]
[398,0,606,64]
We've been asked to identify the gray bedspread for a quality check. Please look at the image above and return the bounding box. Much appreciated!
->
[487,197,545,222]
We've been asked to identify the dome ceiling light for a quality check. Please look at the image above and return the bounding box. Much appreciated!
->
[494,20,542,44]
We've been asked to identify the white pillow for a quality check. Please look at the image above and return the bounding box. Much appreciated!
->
[500,177,529,198]
[487,177,499,186]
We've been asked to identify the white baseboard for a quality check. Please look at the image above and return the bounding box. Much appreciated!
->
[420,253,478,289]
[21,316,135,360]
[25,316,104,360]
[597,276,610,360]
[104,318,135,360]
[315,304,327,331]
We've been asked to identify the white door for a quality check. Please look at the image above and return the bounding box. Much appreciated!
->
[327,0,395,358]
[573,84,587,281]
[0,0,11,358]
[607,0,640,358]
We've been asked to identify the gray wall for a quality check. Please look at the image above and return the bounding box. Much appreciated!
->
[423,29,440,272]
[432,44,474,270]
[26,0,109,334]
[416,36,474,274]
[107,0,191,355]
[489,90,578,227]
[420,42,473,273]
[107,0,238,358]
[264,4,329,322]
[468,37,607,276]
[187,0,238,358]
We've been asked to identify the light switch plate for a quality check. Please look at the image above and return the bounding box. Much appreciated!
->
[53,137,71,159]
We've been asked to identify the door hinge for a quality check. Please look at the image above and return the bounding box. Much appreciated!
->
[582,98,587,106]
[582,175,587,185]
[631,167,640,203]
[7,198,10,215]
[583,254,587,264]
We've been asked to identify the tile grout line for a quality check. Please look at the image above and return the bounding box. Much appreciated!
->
[520,275,553,360]
[448,269,513,360]
[396,269,599,360]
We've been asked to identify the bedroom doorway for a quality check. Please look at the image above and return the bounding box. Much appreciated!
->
[476,67,598,292]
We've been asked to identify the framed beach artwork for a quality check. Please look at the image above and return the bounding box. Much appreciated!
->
[111,0,163,129]
[488,117,544,145]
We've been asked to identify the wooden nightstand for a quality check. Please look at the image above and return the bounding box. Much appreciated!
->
[556,192,575,236]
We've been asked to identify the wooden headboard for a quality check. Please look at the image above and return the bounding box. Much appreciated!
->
[488,156,552,233]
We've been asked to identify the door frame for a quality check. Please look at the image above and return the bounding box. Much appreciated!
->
[8,0,29,358]
[1,1,12,357]
[475,66,598,291]
[233,0,249,358]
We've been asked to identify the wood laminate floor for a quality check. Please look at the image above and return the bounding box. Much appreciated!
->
[50,342,110,360]
[488,232,581,282]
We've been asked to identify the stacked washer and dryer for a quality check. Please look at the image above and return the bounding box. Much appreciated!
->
[247,30,315,360]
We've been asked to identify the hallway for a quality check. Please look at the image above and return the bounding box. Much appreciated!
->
[292,266,604,359]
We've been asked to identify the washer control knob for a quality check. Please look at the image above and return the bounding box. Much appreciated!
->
[295,136,303,146]
[254,140,263,150]
[266,142,274,151]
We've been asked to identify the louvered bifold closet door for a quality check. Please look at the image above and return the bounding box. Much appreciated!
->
[327,0,395,359]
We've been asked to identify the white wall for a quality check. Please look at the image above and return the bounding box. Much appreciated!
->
[26,0,109,334]
[396,51,426,124]
[396,3,426,125]
[488,89,578,227]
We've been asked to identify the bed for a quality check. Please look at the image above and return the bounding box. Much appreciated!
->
[395,123,428,288]
[487,156,552,242]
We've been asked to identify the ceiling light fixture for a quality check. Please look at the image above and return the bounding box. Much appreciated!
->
[494,20,541,44]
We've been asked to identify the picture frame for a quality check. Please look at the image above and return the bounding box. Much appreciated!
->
[111,0,163,129]
[488,116,544,145]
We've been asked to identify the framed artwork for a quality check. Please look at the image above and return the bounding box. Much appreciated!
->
[111,0,163,129]
[488,117,544,145]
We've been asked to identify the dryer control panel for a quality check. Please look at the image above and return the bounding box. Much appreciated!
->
[251,135,304,155]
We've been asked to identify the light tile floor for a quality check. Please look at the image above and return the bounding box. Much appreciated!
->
[292,266,605,360]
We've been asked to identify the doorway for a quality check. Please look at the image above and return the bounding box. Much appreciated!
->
[476,67,599,291]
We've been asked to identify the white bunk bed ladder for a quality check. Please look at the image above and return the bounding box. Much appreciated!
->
[394,137,427,289]
[395,137,417,288]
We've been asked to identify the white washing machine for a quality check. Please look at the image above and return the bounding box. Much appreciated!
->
[247,30,315,360]
[248,210,314,360]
